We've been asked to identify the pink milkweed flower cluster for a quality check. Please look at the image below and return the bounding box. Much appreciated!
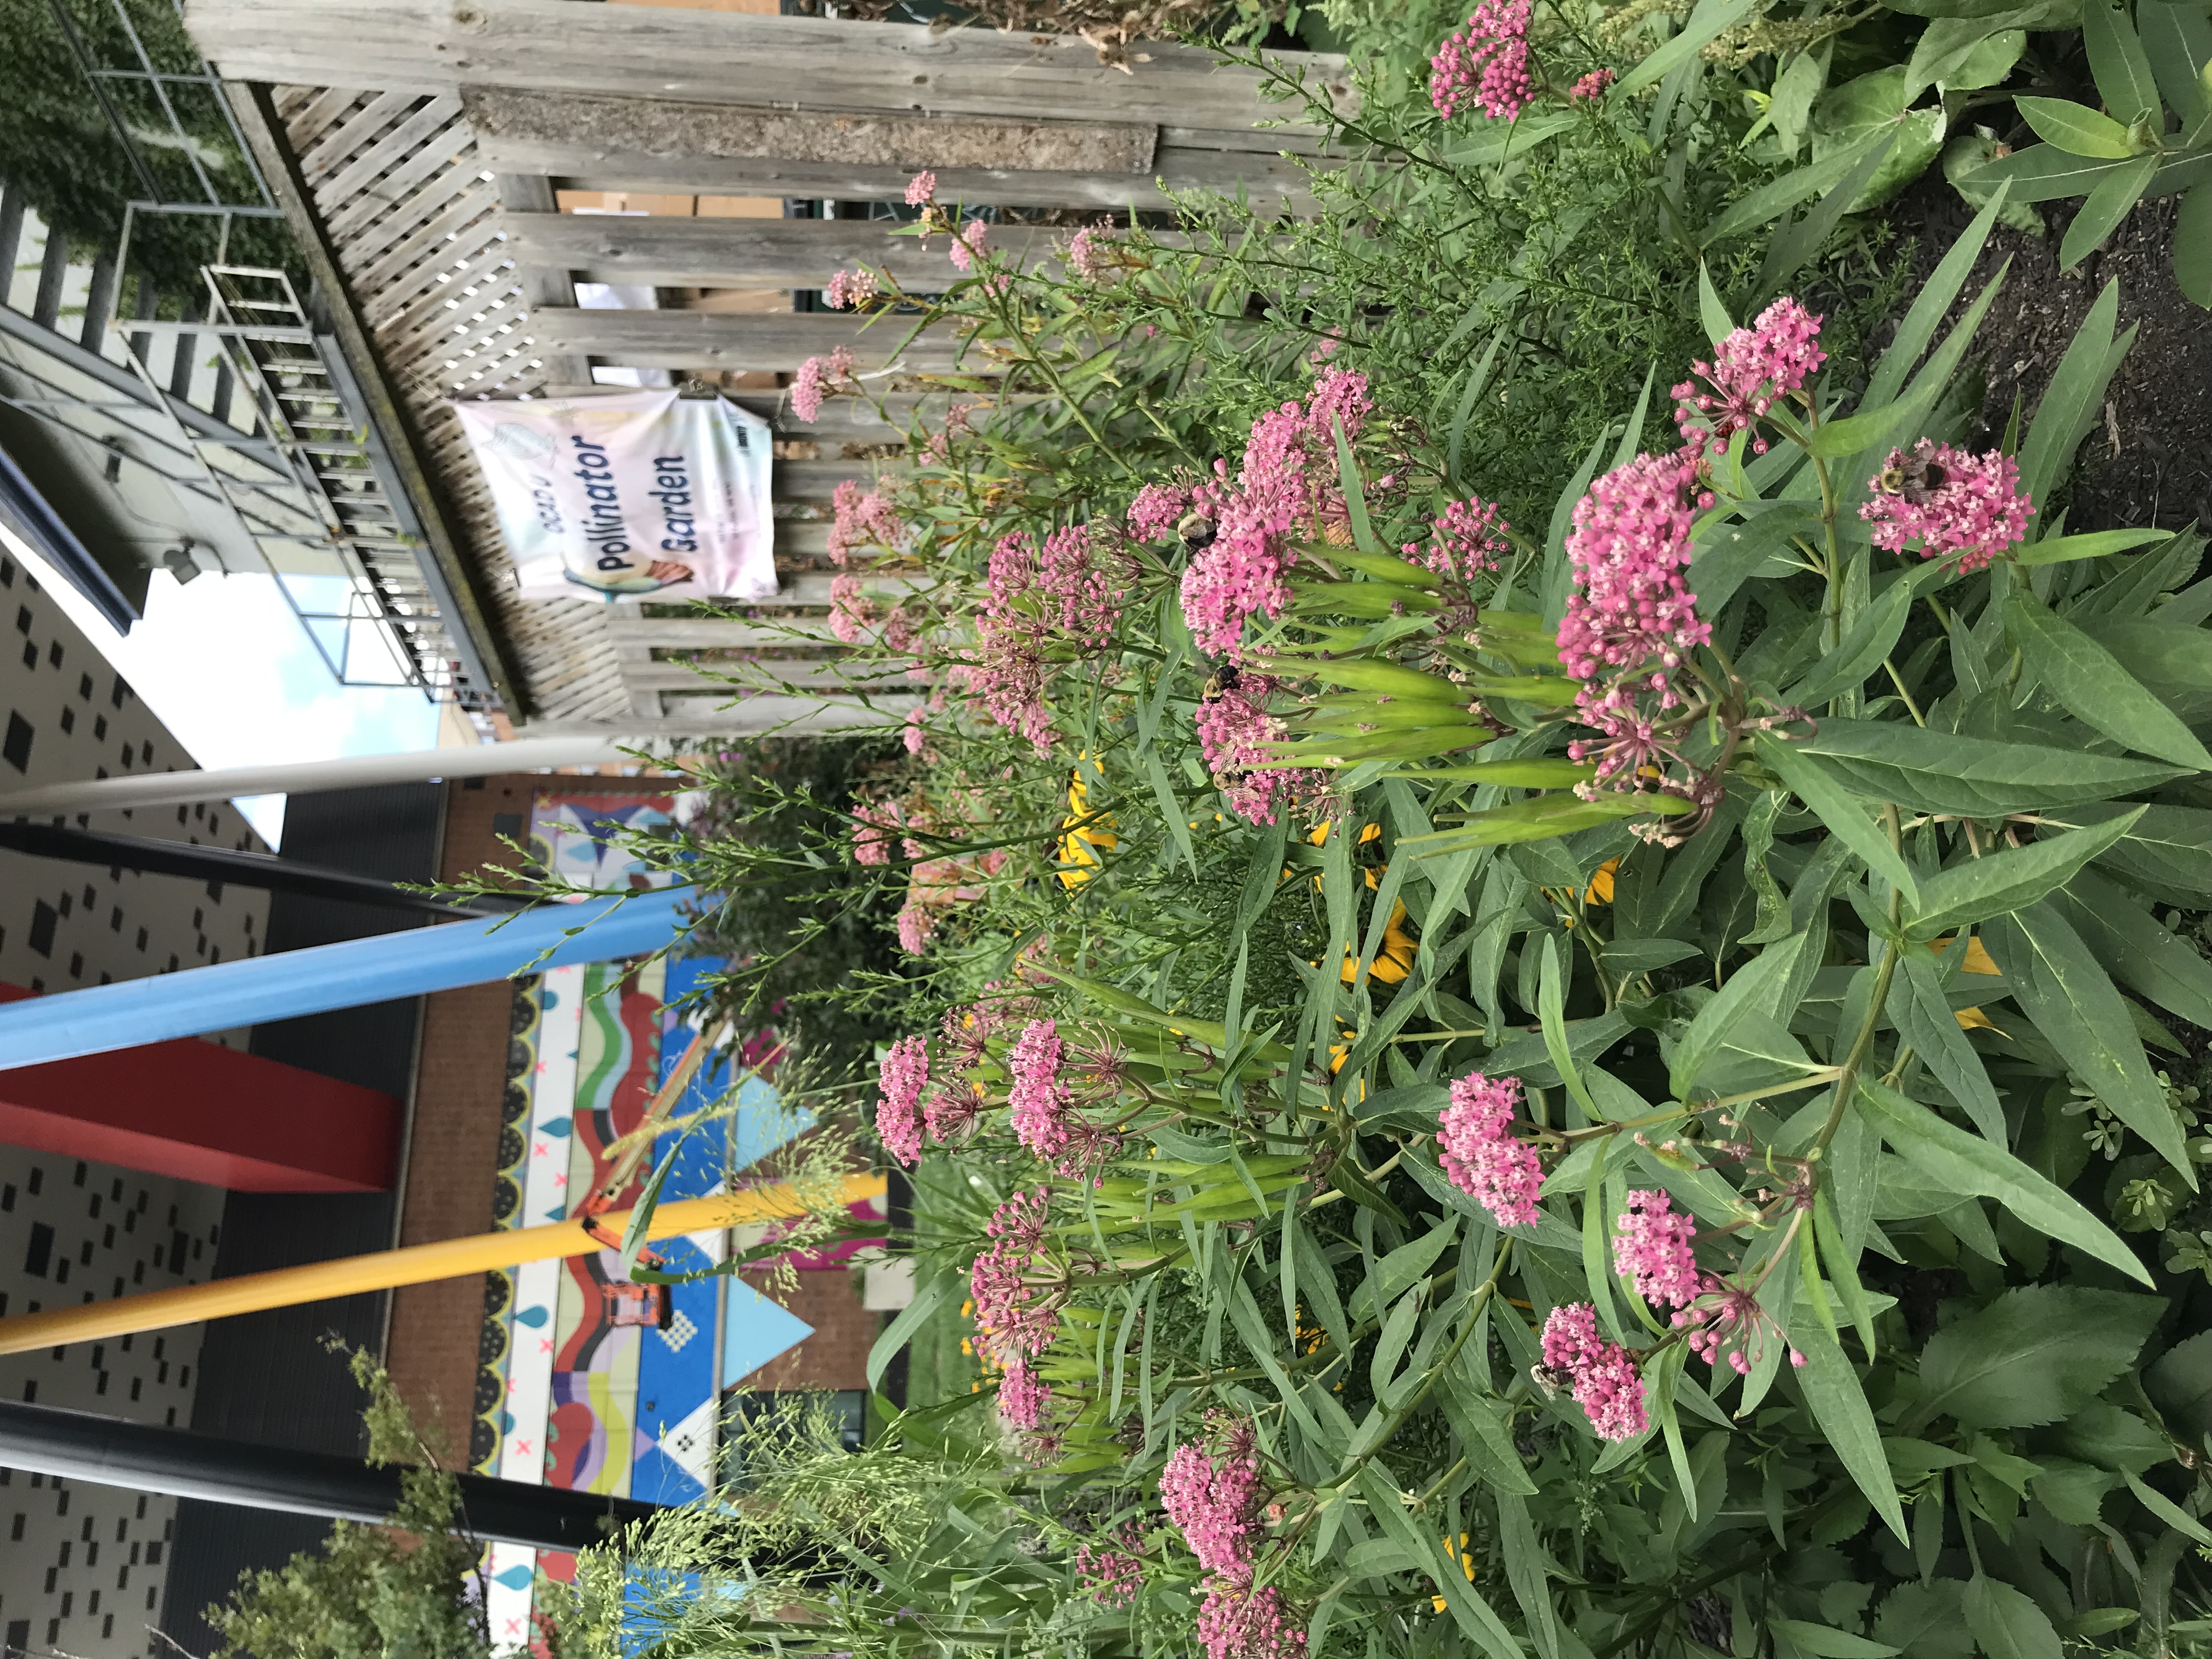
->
[1570,67,1615,99]
[828,573,878,645]
[852,798,901,866]
[1557,448,1713,797]
[874,1035,928,1166]
[1159,1417,1263,1578]
[1673,1275,1804,1376]
[824,267,878,310]
[1437,1070,1544,1228]
[1007,1018,1074,1169]
[1180,368,1373,658]
[827,479,907,566]
[950,219,988,273]
[1429,0,1533,122]
[1194,673,1327,827]
[961,526,1131,753]
[1067,222,1118,281]
[1127,482,1192,543]
[1408,495,1511,584]
[1673,297,1826,458]
[1075,1538,1144,1608]
[969,1187,1058,1365]
[1539,1302,1648,1441]
[1612,1188,1701,1309]
[1195,1582,1306,1659]
[1163,1417,1303,1659]
[905,171,938,206]
[1040,525,1119,651]
[790,345,854,423]
[1859,439,2034,572]
[895,901,936,954]
[996,1354,1052,1431]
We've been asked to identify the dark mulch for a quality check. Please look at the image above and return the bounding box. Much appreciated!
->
[1878,173,2212,537]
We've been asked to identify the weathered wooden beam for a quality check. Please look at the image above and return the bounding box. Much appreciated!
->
[475,137,1317,213]
[183,0,1354,129]
[776,458,893,498]
[747,571,919,606]
[469,87,1156,174]
[534,390,1034,438]
[500,210,1068,290]
[625,660,914,692]
[515,697,915,739]
[606,617,842,648]
[528,309,965,374]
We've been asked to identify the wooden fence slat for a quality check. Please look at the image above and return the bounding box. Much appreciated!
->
[775,458,889,498]
[472,135,1317,213]
[527,308,965,374]
[184,0,1353,129]
[465,86,1156,174]
[606,617,842,648]
[494,174,588,386]
[498,210,1073,290]
[627,660,914,692]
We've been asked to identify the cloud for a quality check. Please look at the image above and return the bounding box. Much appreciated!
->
[2,528,440,844]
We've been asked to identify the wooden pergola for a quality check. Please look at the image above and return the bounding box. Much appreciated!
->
[180,0,1350,737]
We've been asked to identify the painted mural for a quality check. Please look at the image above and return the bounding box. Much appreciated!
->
[479,793,817,1656]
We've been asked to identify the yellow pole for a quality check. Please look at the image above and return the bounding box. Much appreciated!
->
[0,1174,886,1358]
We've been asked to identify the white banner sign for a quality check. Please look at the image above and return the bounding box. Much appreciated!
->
[452,388,777,602]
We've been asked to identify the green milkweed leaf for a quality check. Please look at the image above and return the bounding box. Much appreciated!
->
[1854,1077,2153,1283]
[1784,578,1914,708]
[2013,527,2167,565]
[1783,718,2183,817]
[1894,948,2007,1142]
[1754,733,1922,906]
[2018,280,2131,512]
[1671,929,1812,1099]
[2017,588,2203,770]
[2083,0,2162,131]
[1910,1285,2164,1429]
[1989,904,2196,1181]
[2061,153,2159,269]
[2177,184,2212,309]
[1787,1310,1910,1542]
[1440,1363,1538,1495]
[1704,129,1891,242]
[2015,95,2138,157]
[1614,0,1763,95]
[1901,807,2145,939]
[1864,185,2011,407]
[2052,871,2212,1032]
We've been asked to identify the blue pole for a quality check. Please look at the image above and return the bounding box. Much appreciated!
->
[0,889,696,1071]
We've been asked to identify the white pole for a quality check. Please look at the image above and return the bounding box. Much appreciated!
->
[0,736,670,815]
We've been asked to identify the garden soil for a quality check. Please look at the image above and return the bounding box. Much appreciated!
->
[1879,175,2212,539]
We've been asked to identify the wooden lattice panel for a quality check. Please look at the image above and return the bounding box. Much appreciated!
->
[274,83,639,724]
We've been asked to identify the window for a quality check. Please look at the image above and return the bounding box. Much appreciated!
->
[22,1223,53,1278]
[47,640,61,667]
[3,712,31,772]
[59,706,74,734]
[77,672,91,699]
[13,605,29,634]
[28,901,57,956]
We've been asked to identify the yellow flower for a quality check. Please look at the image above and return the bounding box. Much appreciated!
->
[1928,934,2003,1030]
[1432,1533,1479,1611]
[1340,899,1417,985]
[1057,770,1119,888]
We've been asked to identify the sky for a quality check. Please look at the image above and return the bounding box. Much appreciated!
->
[2,525,443,845]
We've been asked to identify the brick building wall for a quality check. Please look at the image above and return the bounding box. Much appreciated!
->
[382,772,673,1443]
[735,1268,875,1392]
